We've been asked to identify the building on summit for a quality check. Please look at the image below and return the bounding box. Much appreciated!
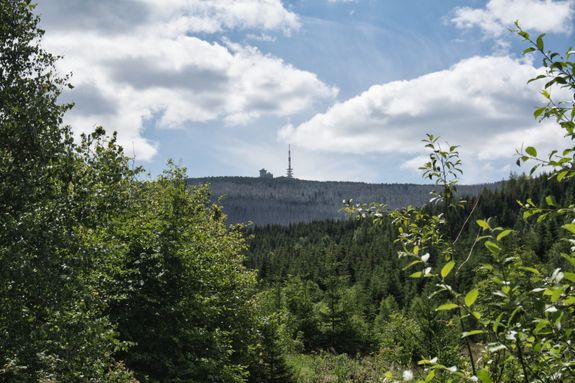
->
[259,146,294,180]
[259,168,273,179]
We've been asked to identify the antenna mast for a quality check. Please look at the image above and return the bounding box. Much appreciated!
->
[287,145,293,178]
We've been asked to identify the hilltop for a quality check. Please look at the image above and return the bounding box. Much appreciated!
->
[187,176,501,225]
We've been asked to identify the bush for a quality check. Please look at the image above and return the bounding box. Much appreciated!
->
[350,25,575,382]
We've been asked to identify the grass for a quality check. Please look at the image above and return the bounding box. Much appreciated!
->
[286,352,397,383]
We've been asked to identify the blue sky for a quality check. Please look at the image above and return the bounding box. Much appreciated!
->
[36,0,575,183]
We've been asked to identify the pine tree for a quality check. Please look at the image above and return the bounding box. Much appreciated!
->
[249,314,294,383]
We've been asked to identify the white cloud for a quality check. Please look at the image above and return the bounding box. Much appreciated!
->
[39,0,300,35]
[451,0,574,37]
[280,55,570,182]
[142,0,300,35]
[400,155,429,172]
[246,33,277,42]
[36,1,336,161]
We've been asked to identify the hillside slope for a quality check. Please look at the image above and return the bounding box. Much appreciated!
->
[187,176,501,225]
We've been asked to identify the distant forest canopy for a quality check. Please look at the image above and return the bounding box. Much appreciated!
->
[187,176,503,225]
[243,173,575,357]
[246,172,575,289]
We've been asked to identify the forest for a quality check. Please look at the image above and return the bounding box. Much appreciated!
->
[245,173,575,381]
[1,1,575,383]
[186,176,499,226]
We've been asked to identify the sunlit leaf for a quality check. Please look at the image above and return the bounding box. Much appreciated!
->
[436,303,459,311]
[557,170,569,182]
[496,230,512,241]
[519,266,541,275]
[545,195,557,207]
[476,219,490,230]
[410,271,423,278]
[562,223,575,234]
[477,369,493,383]
[462,329,484,338]
[465,288,479,307]
[441,261,455,279]
[564,272,575,283]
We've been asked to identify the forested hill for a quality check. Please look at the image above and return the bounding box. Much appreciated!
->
[187,176,502,225]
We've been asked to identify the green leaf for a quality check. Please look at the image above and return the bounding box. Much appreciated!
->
[518,31,530,40]
[462,329,484,338]
[418,358,436,365]
[519,266,541,275]
[560,254,575,267]
[536,34,545,50]
[536,213,548,223]
[493,313,504,333]
[403,259,422,270]
[522,47,536,54]
[534,319,550,334]
[436,303,459,311]
[533,106,546,118]
[409,271,423,278]
[528,75,547,85]
[549,287,563,303]
[441,261,455,279]
[496,230,512,241]
[557,170,569,182]
[465,288,479,307]
[564,272,575,283]
[484,241,501,255]
[562,223,575,234]
[477,369,493,383]
[525,146,537,157]
[476,219,490,230]
[545,195,557,207]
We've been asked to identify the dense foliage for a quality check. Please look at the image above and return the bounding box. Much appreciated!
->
[245,173,575,360]
[2,1,574,382]
[109,167,259,383]
[0,2,264,382]
[1,1,135,379]
[348,27,575,382]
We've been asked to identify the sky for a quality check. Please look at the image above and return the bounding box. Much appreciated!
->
[35,0,575,184]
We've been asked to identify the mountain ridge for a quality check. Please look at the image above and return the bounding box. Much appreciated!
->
[187,176,503,226]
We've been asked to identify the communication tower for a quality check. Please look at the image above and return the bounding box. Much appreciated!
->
[287,145,294,178]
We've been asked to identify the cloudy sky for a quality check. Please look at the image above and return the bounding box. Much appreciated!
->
[36,0,574,183]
